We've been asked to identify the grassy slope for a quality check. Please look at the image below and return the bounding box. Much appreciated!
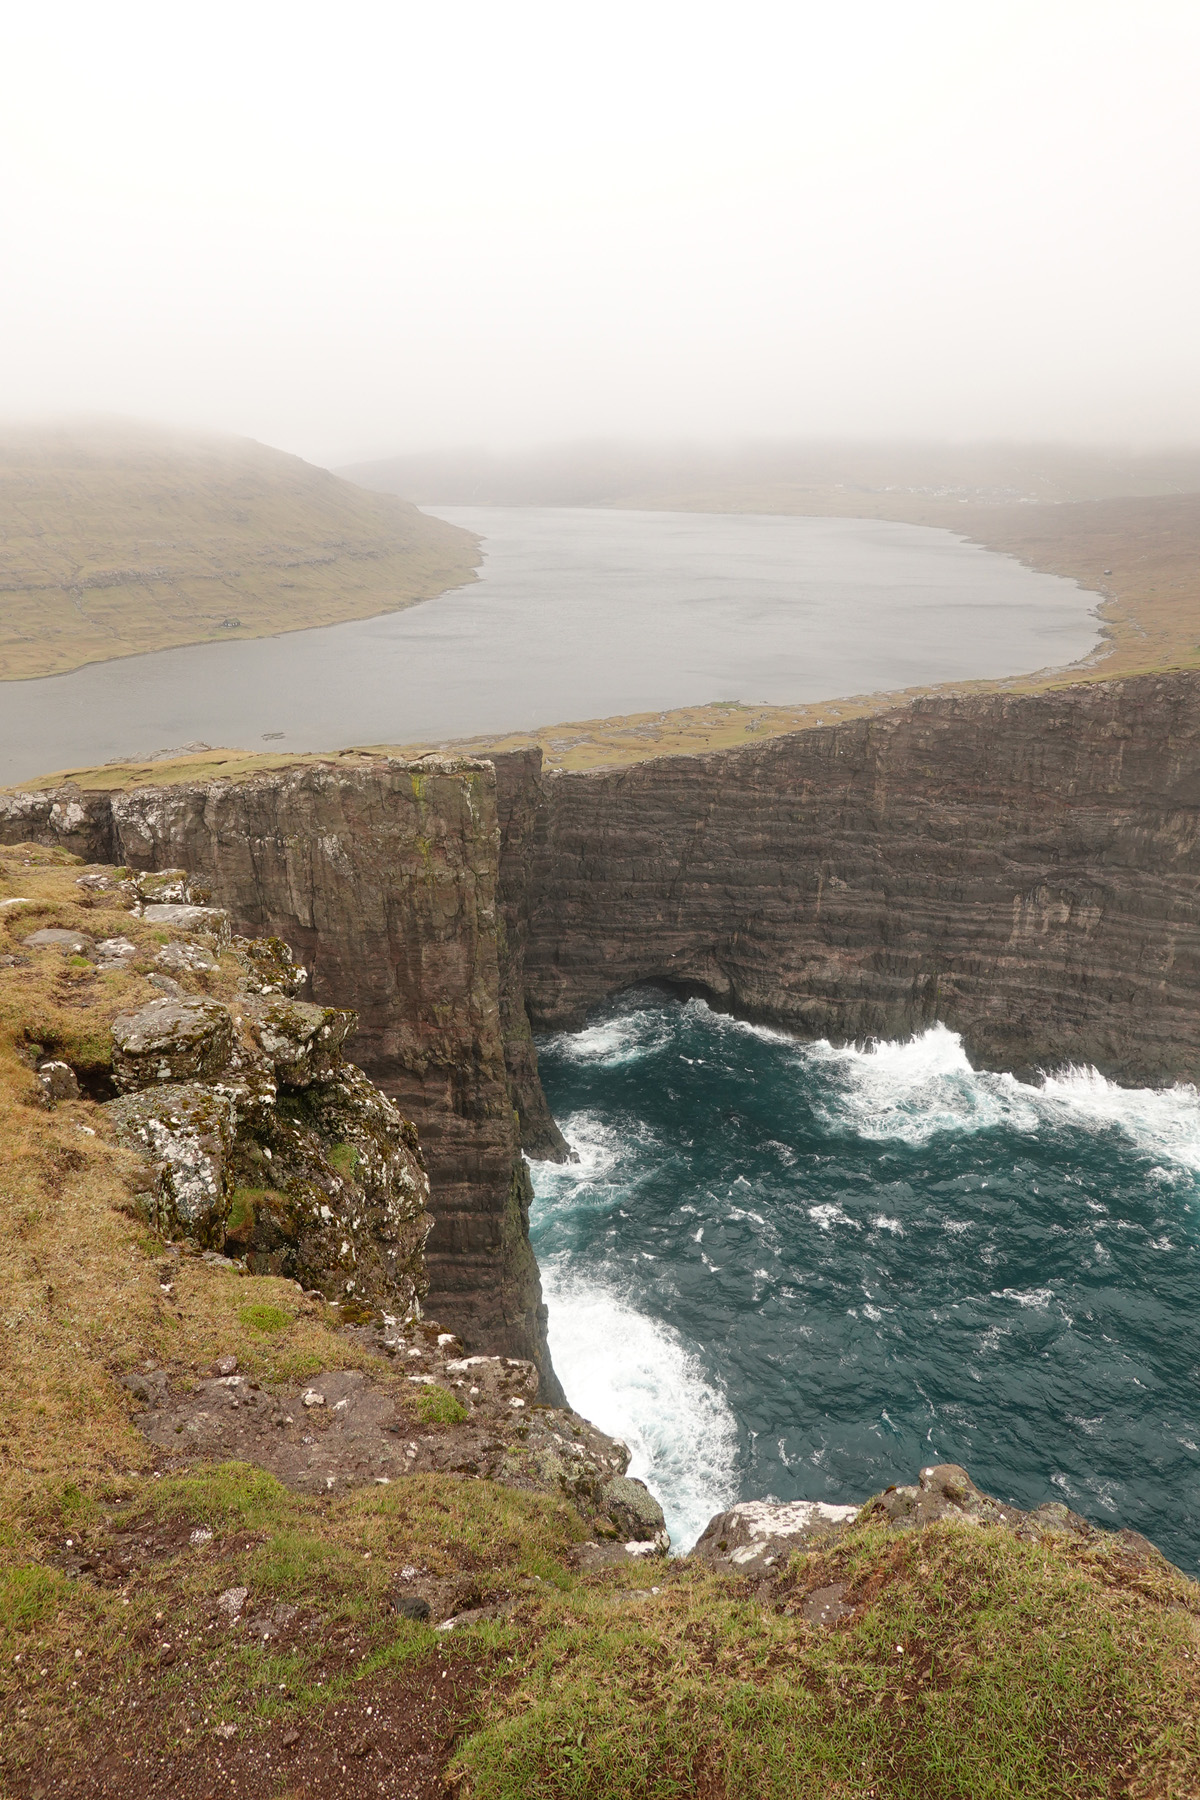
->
[1,855,1198,1797]
[0,419,480,680]
[0,848,585,1791]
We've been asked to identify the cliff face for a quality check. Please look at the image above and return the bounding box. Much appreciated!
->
[7,670,1200,1382]
[523,673,1200,1086]
[0,758,563,1401]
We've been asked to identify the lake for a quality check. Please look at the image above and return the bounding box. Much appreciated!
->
[0,507,1100,787]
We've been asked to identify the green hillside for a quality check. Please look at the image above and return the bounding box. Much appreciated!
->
[0,420,479,680]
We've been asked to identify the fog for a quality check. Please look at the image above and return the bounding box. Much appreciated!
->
[3,1,1198,464]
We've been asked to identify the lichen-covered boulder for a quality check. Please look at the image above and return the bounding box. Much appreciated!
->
[127,868,210,906]
[224,1061,429,1314]
[154,939,218,975]
[231,935,308,997]
[112,996,235,1090]
[23,927,94,954]
[692,1497,860,1574]
[600,1475,670,1553]
[96,937,138,965]
[96,876,429,1314]
[37,1060,80,1104]
[239,995,355,1087]
[107,1082,237,1245]
[140,902,231,950]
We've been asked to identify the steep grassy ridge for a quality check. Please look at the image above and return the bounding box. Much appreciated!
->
[0,420,479,679]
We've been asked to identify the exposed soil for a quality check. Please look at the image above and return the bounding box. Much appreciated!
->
[118,1310,633,1526]
[13,1654,480,1800]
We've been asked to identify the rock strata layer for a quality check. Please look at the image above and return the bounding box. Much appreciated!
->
[521,672,1200,1084]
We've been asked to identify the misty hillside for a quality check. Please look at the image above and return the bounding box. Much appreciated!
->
[0,421,479,681]
[340,440,1200,517]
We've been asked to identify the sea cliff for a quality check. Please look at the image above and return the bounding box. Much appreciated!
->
[6,670,1200,1375]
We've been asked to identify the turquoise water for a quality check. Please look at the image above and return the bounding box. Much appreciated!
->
[528,993,1200,1569]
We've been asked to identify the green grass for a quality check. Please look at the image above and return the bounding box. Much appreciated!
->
[327,1141,360,1179]
[238,1301,294,1335]
[451,1520,1200,1800]
[2,1463,588,1778]
[415,1385,470,1426]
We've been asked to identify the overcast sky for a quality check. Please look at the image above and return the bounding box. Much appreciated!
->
[3,1,1198,464]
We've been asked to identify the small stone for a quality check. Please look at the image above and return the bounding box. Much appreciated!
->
[302,1389,325,1408]
[37,1061,79,1104]
[217,1586,248,1619]
[392,1594,432,1621]
[799,1582,854,1628]
[281,1727,301,1748]
[214,1721,236,1740]
[214,1354,238,1377]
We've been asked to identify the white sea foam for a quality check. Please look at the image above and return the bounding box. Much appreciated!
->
[1035,1065,1200,1172]
[538,1257,739,1552]
[993,1286,1054,1309]
[809,1202,859,1232]
[808,1023,1200,1174]
[542,1008,676,1068]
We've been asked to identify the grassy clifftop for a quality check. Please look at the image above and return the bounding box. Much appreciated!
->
[0,420,479,680]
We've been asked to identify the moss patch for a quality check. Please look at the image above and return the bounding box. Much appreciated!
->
[237,1302,294,1336]
[415,1386,470,1427]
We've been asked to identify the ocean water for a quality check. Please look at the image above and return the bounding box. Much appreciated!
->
[528,993,1200,1569]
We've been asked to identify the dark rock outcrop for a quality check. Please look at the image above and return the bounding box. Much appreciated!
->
[102,872,430,1304]
[0,759,566,1403]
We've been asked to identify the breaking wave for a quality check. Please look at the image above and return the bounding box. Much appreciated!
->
[808,1022,1200,1172]
[528,990,1200,1575]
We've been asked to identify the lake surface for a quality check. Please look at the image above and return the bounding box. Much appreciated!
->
[0,507,1099,786]
[530,994,1200,1570]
